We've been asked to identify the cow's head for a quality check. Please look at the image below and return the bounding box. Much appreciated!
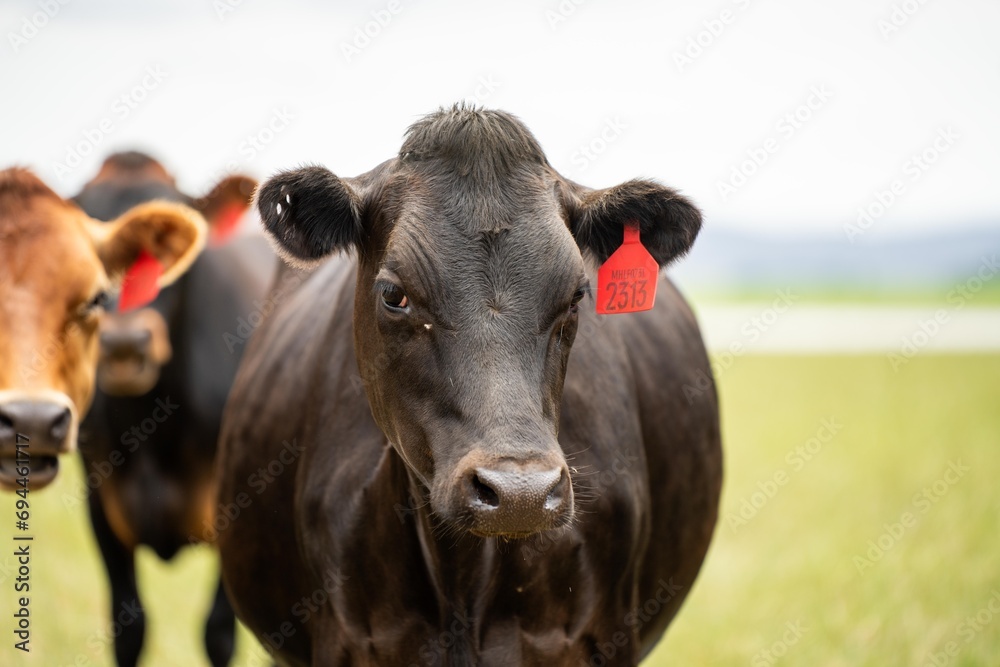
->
[0,167,206,489]
[257,107,701,538]
[74,152,256,396]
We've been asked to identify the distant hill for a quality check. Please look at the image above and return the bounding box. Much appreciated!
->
[669,223,1000,295]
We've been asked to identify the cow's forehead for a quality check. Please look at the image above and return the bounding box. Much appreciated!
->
[368,108,587,325]
[381,174,584,331]
[0,195,104,301]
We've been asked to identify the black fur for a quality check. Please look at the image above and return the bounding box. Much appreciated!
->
[218,107,721,666]
[400,103,547,180]
[571,179,702,266]
[256,166,363,263]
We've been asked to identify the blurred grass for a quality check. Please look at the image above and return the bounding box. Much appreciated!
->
[2,354,998,665]
[650,354,1000,666]
[0,453,268,667]
[686,282,1000,306]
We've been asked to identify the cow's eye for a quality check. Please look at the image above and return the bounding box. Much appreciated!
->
[82,290,111,316]
[381,284,409,311]
[569,287,587,315]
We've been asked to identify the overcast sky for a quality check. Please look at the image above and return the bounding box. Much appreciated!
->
[2,0,997,239]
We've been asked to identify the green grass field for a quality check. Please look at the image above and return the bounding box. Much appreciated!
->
[2,354,998,666]
[686,281,1000,307]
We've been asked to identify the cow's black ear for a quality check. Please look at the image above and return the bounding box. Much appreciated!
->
[567,179,702,267]
[256,166,363,267]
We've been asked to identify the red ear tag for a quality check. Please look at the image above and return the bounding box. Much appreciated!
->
[209,203,246,247]
[118,250,163,312]
[596,223,658,315]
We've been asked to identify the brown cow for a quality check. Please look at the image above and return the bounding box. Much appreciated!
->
[0,167,205,490]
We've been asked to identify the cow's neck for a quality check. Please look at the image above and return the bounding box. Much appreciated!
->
[401,459,500,622]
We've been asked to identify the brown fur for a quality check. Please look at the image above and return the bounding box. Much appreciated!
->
[0,167,207,489]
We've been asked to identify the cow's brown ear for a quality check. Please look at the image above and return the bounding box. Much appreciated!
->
[93,200,207,286]
[563,178,702,267]
[192,174,257,244]
[256,166,362,268]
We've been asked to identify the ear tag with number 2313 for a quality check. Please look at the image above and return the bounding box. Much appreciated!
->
[596,223,658,315]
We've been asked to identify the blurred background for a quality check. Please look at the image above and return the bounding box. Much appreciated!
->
[1,0,998,665]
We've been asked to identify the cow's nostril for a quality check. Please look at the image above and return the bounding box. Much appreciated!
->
[544,470,566,511]
[471,473,500,508]
[50,408,71,440]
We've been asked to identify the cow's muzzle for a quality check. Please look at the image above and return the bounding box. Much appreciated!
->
[458,458,573,538]
[0,398,75,491]
[97,308,172,396]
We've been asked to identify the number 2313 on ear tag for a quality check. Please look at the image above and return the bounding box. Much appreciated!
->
[596,223,658,315]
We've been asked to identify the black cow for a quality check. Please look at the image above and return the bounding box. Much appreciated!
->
[217,107,722,666]
[74,152,277,667]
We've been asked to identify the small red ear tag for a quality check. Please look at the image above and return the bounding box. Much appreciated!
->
[118,250,163,312]
[208,203,246,247]
[596,223,658,315]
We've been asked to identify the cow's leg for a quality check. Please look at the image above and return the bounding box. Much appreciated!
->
[87,492,146,667]
[204,572,237,666]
